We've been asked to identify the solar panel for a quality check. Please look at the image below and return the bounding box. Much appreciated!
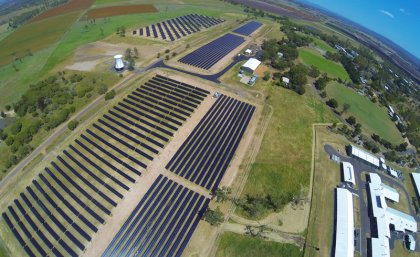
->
[233,21,262,36]
[179,33,245,70]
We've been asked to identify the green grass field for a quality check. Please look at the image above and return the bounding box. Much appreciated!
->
[312,37,336,52]
[216,232,302,257]
[326,82,403,143]
[298,48,349,81]
[238,84,336,219]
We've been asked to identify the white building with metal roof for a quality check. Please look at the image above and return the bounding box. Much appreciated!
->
[241,58,261,74]
[334,188,354,257]
[349,145,380,168]
[411,173,420,200]
[342,162,355,185]
[367,173,418,257]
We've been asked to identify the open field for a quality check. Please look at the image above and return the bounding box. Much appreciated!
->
[304,126,346,257]
[311,37,336,52]
[215,232,302,257]
[326,82,404,144]
[298,48,350,81]
[29,0,95,23]
[0,12,80,66]
[237,84,336,219]
[85,4,157,19]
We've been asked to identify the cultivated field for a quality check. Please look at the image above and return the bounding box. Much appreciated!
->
[29,0,95,23]
[299,48,350,81]
[326,82,404,144]
[85,4,157,19]
[0,12,80,66]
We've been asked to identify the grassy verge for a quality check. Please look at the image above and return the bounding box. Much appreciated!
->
[216,232,302,257]
[326,82,403,144]
[298,48,349,81]
[304,126,347,257]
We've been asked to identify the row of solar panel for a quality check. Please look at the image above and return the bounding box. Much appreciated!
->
[133,14,224,41]
[2,76,209,257]
[233,20,262,36]
[178,33,245,70]
[166,95,255,191]
[102,175,209,257]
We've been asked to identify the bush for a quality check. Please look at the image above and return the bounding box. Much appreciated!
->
[164,49,170,54]
[98,84,108,94]
[68,120,79,131]
[9,121,22,135]
[105,90,116,101]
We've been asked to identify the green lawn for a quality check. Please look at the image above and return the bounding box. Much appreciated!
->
[326,82,403,144]
[312,37,336,52]
[238,85,336,219]
[216,232,302,257]
[298,48,350,81]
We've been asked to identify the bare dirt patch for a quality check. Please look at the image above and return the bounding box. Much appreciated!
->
[65,41,162,71]
[84,5,157,19]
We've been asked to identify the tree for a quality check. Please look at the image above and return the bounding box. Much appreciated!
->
[395,142,408,152]
[5,105,11,111]
[127,58,135,71]
[67,120,79,131]
[125,48,132,59]
[263,71,271,81]
[204,207,224,226]
[105,90,116,100]
[342,103,350,114]
[308,65,320,78]
[346,116,356,126]
[133,47,139,59]
[320,91,327,98]
[326,98,338,108]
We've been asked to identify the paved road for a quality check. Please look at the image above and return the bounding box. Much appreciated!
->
[148,54,250,84]
[324,144,420,257]
[0,59,162,195]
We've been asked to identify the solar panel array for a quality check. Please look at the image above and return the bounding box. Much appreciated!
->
[133,14,224,41]
[1,75,209,257]
[166,95,255,191]
[102,175,209,257]
[233,21,262,36]
[178,33,245,70]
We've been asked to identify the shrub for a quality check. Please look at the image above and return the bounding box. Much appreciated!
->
[68,120,79,131]
[105,90,116,101]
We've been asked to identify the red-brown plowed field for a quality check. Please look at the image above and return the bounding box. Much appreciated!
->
[85,5,158,19]
[29,0,95,23]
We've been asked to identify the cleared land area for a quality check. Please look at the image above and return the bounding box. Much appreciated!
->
[0,12,80,66]
[298,48,350,81]
[326,82,403,144]
[85,4,157,19]
[216,232,302,257]
[29,0,95,23]
[312,37,336,52]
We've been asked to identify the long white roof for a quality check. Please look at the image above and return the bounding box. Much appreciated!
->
[368,173,418,257]
[342,162,355,185]
[411,173,420,198]
[334,188,354,257]
[350,145,380,167]
[242,58,261,71]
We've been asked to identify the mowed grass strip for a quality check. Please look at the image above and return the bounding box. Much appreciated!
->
[298,48,350,81]
[85,5,158,19]
[326,82,403,143]
[29,0,95,23]
[0,12,80,66]
[216,232,302,257]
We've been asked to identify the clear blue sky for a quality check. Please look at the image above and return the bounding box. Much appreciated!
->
[301,0,420,59]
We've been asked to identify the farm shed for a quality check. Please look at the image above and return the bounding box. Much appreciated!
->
[241,58,261,74]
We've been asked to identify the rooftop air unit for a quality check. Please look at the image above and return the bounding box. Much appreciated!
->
[114,54,124,71]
